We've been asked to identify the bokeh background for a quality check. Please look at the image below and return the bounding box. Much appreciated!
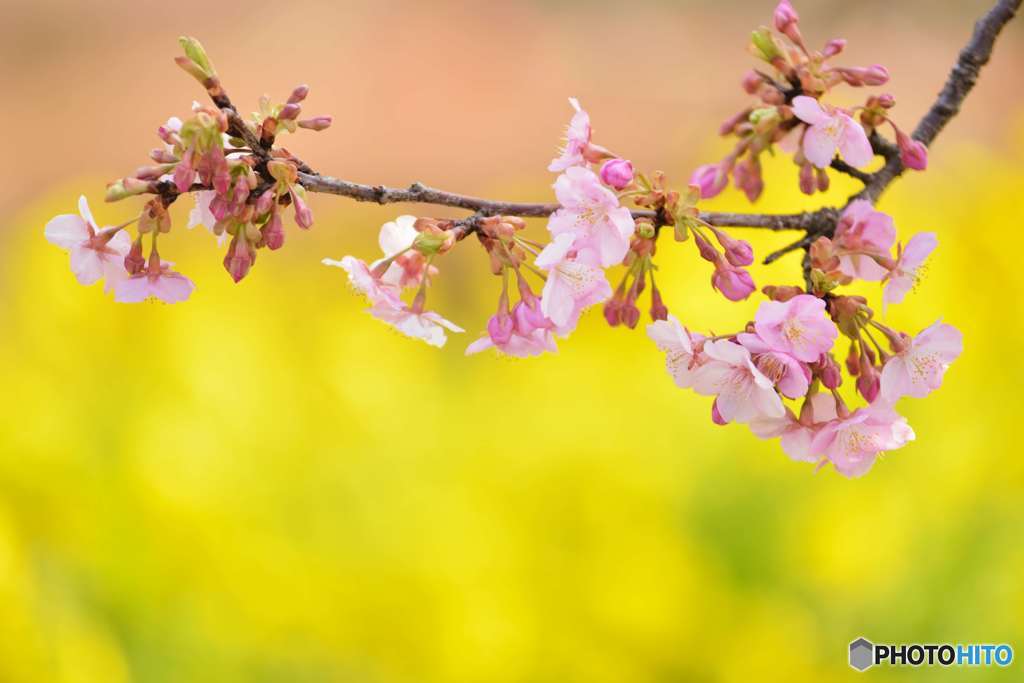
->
[2,0,1023,680]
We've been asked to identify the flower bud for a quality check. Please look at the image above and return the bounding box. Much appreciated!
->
[711,264,756,301]
[223,234,256,283]
[741,71,764,95]
[862,64,890,86]
[710,226,754,267]
[773,0,799,34]
[261,212,285,250]
[620,304,641,329]
[290,188,313,229]
[487,312,515,345]
[279,103,302,121]
[751,28,782,62]
[603,297,623,327]
[856,363,880,403]
[690,163,729,199]
[799,162,816,196]
[693,230,720,263]
[297,116,333,132]
[105,177,151,202]
[125,237,146,275]
[288,84,310,104]
[895,129,928,171]
[819,354,843,389]
[599,158,634,190]
[178,36,216,78]
[649,286,669,321]
[822,38,846,59]
[876,93,896,109]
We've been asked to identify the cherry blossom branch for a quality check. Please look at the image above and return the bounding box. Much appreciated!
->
[296,172,818,230]
[764,0,1019,271]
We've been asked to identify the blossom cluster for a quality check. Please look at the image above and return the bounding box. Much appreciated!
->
[690,0,928,201]
[42,4,964,477]
[327,97,759,351]
[45,38,331,303]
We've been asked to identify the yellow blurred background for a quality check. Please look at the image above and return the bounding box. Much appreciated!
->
[2,1,1023,680]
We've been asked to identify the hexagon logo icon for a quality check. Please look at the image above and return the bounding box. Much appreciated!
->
[849,637,875,671]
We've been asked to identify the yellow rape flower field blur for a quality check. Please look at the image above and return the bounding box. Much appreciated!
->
[2,89,1024,683]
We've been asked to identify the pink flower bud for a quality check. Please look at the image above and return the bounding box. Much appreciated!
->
[856,364,880,403]
[773,0,799,32]
[223,235,256,283]
[487,312,515,345]
[599,158,634,190]
[741,71,764,95]
[693,230,720,263]
[822,38,846,59]
[896,129,928,171]
[620,304,641,329]
[876,93,896,109]
[261,212,285,250]
[279,103,302,121]
[291,190,314,229]
[711,265,756,301]
[288,84,310,104]
[649,286,669,321]
[710,226,754,267]
[690,163,729,199]
[862,64,890,86]
[819,355,842,389]
[799,162,816,195]
[255,189,275,216]
[173,149,194,193]
[733,156,764,202]
[513,299,550,334]
[603,296,623,327]
[125,238,146,275]
[816,167,830,193]
[298,116,333,132]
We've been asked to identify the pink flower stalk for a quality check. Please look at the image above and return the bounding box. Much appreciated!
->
[879,320,962,402]
[44,195,131,293]
[810,405,915,477]
[549,97,592,172]
[750,392,838,462]
[752,294,838,362]
[692,339,786,424]
[535,233,613,329]
[647,315,705,389]
[114,252,195,304]
[711,263,756,301]
[883,232,938,305]
[737,332,811,399]
[690,163,729,199]
[599,158,634,190]
[792,96,873,169]
[834,200,897,281]
[369,303,465,348]
[548,167,636,267]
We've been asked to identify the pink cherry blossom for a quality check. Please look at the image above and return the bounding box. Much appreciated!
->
[372,215,433,288]
[44,195,131,292]
[834,200,896,281]
[549,97,592,172]
[750,392,838,462]
[647,315,705,389]
[548,167,635,267]
[883,232,937,306]
[114,254,195,304]
[737,332,811,399]
[810,405,915,478]
[753,294,838,362]
[535,233,613,329]
[322,256,404,308]
[792,96,873,169]
[369,303,464,348]
[691,339,785,423]
[880,320,962,402]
